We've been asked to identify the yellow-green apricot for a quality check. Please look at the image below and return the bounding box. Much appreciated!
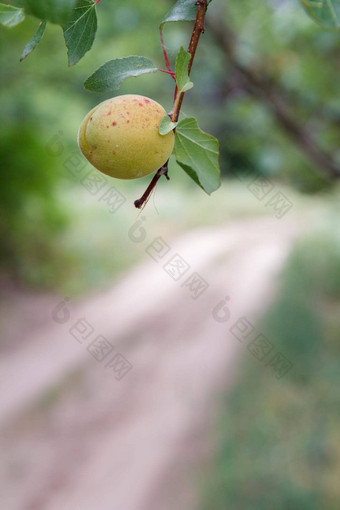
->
[77,94,174,180]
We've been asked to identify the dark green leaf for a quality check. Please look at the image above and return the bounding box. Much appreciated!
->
[174,117,220,194]
[159,116,178,135]
[84,56,158,93]
[63,0,97,66]
[0,3,24,27]
[23,0,75,25]
[300,0,340,29]
[20,20,47,61]
[175,46,193,93]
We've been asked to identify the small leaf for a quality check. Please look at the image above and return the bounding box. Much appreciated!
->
[160,0,214,30]
[23,0,75,25]
[159,116,178,135]
[84,56,158,93]
[160,0,197,30]
[63,0,97,66]
[20,20,47,61]
[0,3,25,27]
[174,117,221,194]
[299,0,340,29]
[175,46,193,93]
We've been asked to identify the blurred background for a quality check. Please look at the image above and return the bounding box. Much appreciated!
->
[0,0,340,509]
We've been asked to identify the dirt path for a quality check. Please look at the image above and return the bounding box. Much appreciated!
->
[0,217,300,510]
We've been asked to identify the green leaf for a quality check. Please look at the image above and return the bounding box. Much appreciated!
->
[160,0,197,29]
[63,0,97,66]
[160,0,214,30]
[174,117,220,194]
[159,116,178,135]
[0,3,25,27]
[84,56,158,93]
[23,0,75,25]
[175,46,194,93]
[20,20,47,61]
[299,0,340,29]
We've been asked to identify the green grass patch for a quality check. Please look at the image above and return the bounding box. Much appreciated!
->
[200,214,340,509]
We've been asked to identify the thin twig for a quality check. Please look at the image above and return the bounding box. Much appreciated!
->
[160,30,174,76]
[158,68,176,80]
[134,0,208,209]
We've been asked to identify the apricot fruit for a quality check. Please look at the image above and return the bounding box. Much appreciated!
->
[78,94,174,179]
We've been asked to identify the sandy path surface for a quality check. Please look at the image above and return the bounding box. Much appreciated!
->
[0,217,299,510]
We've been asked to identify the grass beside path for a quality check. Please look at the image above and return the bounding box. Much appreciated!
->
[199,207,340,510]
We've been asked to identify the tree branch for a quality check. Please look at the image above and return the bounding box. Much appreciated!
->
[134,165,169,209]
[134,0,208,209]
[171,0,207,123]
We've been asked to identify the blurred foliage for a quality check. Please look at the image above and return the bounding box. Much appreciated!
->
[200,213,340,509]
[0,0,340,288]
[204,0,340,191]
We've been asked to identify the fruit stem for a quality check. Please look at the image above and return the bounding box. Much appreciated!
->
[134,0,208,209]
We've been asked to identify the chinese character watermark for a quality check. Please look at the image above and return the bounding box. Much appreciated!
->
[51,298,133,381]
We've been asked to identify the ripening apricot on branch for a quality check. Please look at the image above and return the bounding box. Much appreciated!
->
[78,94,174,180]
